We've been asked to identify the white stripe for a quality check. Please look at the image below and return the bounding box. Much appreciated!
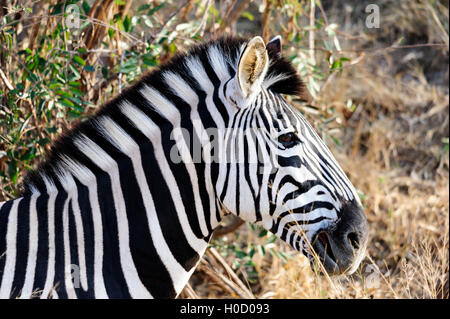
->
[59,157,108,298]
[19,193,39,298]
[61,183,77,299]
[140,84,179,122]
[40,176,57,299]
[207,45,230,81]
[0,198,21,298]
[55,169,88,292]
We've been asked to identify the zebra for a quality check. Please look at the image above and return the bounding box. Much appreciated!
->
[0,35,369,299]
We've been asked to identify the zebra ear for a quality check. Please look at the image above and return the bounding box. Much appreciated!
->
[232,36,269,107]
[266,35,282,57]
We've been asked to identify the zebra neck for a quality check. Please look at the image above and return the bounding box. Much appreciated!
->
[0,87,228,298]
[11,42,245,297]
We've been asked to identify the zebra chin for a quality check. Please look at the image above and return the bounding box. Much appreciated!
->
[308,201,369,276]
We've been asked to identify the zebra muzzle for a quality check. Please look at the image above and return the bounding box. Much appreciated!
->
[311,202,369,276]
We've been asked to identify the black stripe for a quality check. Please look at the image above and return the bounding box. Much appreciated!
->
[32,193,49,298]
[137,136,200,275]
[52,184,68,298]
[67,198,80,297]
[279,178,324,204]
[270,201,335,235]
[118,151,176,298]
[198,50,230,124]
[95,170,131,298]
[74,178,95,298]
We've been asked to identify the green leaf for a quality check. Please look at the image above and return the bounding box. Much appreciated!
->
[266,235,277,244]
[116,16,123,31]
[58,98,74,108]
[257,245,266,256]
[82,1,91,14]
[101,67,109,79]
[123,15,131,32]
[68,81,81,87]
[234,250,247,259]
[108,28,115,39]
[46,126,57,133]
[258,229,268,237]
[148,3,165,15]
[72,55,86,66]
[248,247,255,258]
[77,47,88,54]
[241,11,254,21]
[83,65,95,72]
[138,4,151,12]
[7,161,18,184]
[442,137,449,152]
[37,138,50,146]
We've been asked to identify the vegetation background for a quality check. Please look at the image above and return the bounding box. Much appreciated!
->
[0,0,448,298]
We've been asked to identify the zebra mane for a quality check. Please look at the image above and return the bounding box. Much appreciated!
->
[20,36,304,195]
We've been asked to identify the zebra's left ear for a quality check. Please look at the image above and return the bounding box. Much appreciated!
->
[266,35,282,57]
[227,36,269,108]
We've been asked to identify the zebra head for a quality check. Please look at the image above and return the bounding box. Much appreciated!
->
[218,36,369,275]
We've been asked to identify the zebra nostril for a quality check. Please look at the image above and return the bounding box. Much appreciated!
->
[347,232,360,251]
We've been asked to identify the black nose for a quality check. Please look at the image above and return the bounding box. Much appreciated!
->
[347,230,361,250]
[344,230,362,251]
[311,200,369,275]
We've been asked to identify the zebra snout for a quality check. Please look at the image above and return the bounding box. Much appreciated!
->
[311,201,369,276]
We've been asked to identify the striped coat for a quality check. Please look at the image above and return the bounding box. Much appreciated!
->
[0,36,368,299]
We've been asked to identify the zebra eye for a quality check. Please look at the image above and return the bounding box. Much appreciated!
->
[278,132,298,147]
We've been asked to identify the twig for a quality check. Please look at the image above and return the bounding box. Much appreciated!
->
[118,51,124,93]
[261,0,271,42]
[180,283,199,299]
[197,260,243,297]
[308,0,316,65]
[424,1,449,47]
[191,0,212,37]
[149,0,190,44]
[207,248,255,298]
[221,0,238,28]
[365,255,399,298]
[219,0,252,33]
[0,67,13,91]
